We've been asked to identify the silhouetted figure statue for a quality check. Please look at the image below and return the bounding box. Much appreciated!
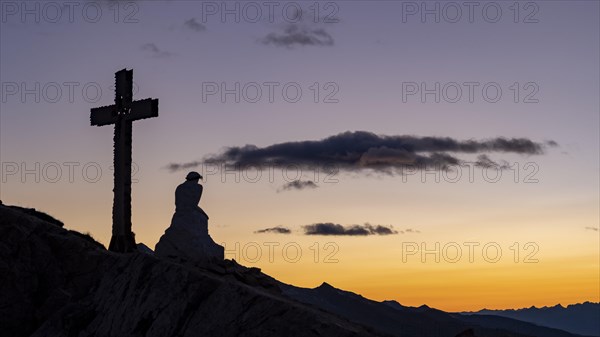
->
[175,172,209,221]
[155,172,224,263]
[90,69,158,253]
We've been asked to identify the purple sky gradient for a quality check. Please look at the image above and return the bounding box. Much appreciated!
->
[1,0,598,310]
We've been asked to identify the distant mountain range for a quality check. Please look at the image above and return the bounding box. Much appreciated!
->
[1,203,597,337]
[461,303,600,337]
[282,282,592,337]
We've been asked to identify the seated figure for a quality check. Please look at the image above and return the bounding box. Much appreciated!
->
[155,171,224,263]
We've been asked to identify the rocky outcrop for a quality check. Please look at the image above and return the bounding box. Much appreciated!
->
[3,204,577,337]
[0,204,383,337]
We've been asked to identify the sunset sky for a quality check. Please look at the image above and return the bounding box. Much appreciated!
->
[1,0,598,312]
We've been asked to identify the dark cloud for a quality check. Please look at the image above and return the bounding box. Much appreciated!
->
[140,43,174,58]
[184,18,206,32]
[168,131,554,174]
[303,223,398,236]
[166,160,202,172]
[261,24,334,47]
[255,226,292,234]
[474,154,509,169]
[404,228,421,234]
[278,180,318,192]
[585,227,599,232]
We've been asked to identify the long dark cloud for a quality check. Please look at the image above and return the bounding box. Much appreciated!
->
[255,226,292,234]
[303,223,398,236]
[167,131,556,174]
[261,24,334,47]
[278,180,318,192]
[585,226,599,232]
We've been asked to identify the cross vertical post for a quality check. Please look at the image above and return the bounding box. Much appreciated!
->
[90,69,158,253]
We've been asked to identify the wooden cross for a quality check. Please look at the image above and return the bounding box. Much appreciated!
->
[90,69,158,253]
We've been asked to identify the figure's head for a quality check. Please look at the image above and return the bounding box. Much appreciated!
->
[185,171,202,182]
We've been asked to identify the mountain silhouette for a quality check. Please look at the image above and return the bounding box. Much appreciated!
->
[0,203,592,337]
[462,303,600,337]
[0,204,380,337]
[281,282,588,337]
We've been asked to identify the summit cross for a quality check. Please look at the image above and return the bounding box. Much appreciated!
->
[90,69,158,252]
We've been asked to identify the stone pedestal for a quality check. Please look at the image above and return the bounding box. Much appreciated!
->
[155,208,224,263]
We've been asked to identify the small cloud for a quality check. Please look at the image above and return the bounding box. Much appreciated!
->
[261,24,334,48]
[371,225,398,235]
[278,180,318,192]
[140,43,174,58]
[404,228,421,233]
[303,223,398,236]
[474,154,504,169]
[184,18,206,32]
[585,227,599,231]
[165,161,202,172]
[255,226,292,234]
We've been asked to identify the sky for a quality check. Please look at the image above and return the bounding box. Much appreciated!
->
[1,0,598,311]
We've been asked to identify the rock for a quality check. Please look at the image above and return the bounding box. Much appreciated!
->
[0,204,384,337]
[137,242,154,255]
[455,329,476,337]
[68,230,105,249]
[6,204,64,227]
[154,209,224,263]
